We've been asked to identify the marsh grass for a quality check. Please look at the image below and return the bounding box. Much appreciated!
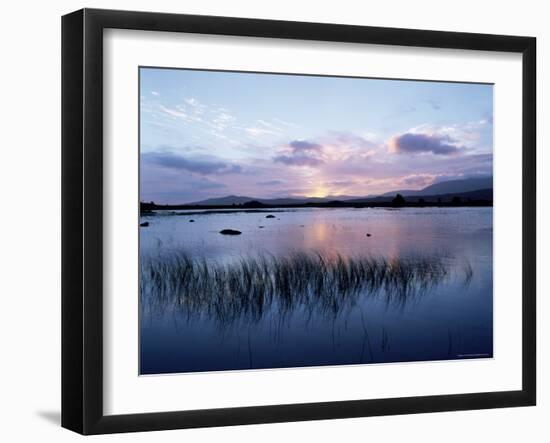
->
[140,251,472,327]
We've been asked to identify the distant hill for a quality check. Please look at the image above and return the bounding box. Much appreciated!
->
[349,188,492,204]
[187,177,493,207]
[190,195,361,206]
[381,176,493,197]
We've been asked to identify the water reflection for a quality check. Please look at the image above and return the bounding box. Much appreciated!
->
[139,208,493,374]
[141,251,472,328]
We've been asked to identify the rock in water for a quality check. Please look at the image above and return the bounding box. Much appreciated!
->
[140,222,150,227]
[219,229,242,235]
[265,214,276,218]
[366,233,371,237]
[189,219,195,222]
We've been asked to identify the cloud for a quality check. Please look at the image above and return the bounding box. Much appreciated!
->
[400,174,437,187]
[257,179,285,186]
[244,119,293,137]
[159,105,189,121]
[389,133,462,156]
[157,98,240,141]
[212,112,235,130]
[185,97,200,107]
[328,131,376,146]
[273,154,324,167]
[140,160,227,204]
[272,118,299,129]
[257,120,281,130]
[273,139,325,167]
[245,127,279,137]
[327,180,357,188]
[289,140,322,152]
[151,91,159,96]
[179,97,207,116]
[407,119,492,152]
[142,151,243,175]
[244,119,288,137]
[271,133,379,170]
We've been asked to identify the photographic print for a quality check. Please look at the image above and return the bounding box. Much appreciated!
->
[139,67,493,375]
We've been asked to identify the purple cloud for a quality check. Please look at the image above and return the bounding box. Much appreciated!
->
[390,133,462,156]
[328,180,357,187]
[274,154,324,167]
[273,139,325,167]
[257,179,285,186]
[326,131,377,150]
[140,161,227,204]
[142,151,243,175]
[289,140,322,152]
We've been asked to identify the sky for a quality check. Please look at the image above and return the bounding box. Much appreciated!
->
[140,67,493,204]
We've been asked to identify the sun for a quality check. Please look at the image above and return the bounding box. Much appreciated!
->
[309,185,328,198]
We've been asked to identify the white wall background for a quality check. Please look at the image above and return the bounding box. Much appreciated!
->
[0,0,546,441]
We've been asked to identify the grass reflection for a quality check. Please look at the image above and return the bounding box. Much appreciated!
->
[140,251,472,327]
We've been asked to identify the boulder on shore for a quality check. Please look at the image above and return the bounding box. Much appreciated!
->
[219,229,242,236]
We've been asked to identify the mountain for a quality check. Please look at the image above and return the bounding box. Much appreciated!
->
[348,188,492,204]
[188,177,493,206]
[380,176,493,197]
[190,195,360,206]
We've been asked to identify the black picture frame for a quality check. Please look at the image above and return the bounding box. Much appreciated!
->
[62,8,536,435]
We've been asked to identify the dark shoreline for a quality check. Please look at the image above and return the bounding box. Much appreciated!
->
[141,199,492,214]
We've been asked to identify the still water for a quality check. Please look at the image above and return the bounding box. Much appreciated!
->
[139,207,493,374]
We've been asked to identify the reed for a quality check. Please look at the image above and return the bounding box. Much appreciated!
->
[140,251,470,326]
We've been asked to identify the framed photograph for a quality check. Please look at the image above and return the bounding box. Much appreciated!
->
[62,8,536,435]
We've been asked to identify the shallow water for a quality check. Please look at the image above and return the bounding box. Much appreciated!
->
[139,207,493,374]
